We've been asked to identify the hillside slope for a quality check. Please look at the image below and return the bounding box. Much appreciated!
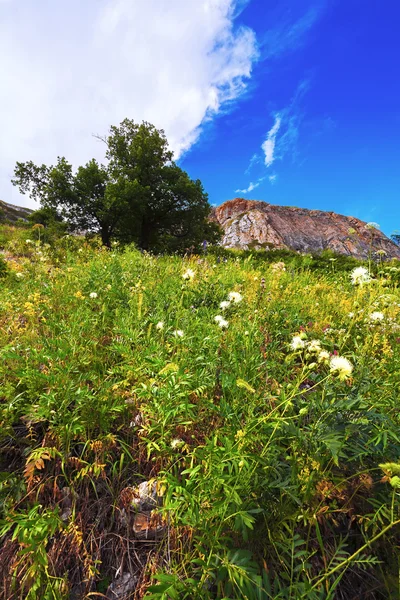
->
[0,199,33,223]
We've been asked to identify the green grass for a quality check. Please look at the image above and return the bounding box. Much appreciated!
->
[1,231,400,599]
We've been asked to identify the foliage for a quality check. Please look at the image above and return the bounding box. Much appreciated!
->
[0,254,8,277]
[0,236,400,598]
[12,120,221,251]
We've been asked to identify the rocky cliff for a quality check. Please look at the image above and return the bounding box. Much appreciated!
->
[212,199,400,259]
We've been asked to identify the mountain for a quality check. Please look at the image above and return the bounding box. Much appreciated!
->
[0,199,33,223]
[212,198,400,260]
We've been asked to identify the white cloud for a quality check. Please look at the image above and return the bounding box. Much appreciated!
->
[0,0,258,208]
[261,114,281,167]
[235,176,265,194]
[269,174,277,184]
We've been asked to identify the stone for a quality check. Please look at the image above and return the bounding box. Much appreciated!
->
[211,199,400,260]
[132,510,167,540]
[106,572,137,599]
[130,479,161,512]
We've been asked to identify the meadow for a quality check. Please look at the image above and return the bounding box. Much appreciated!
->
[1,227,400,599]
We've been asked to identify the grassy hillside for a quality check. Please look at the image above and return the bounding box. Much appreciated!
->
[1,230,400,599]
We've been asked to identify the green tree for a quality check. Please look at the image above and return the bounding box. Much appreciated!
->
[13,157,119,247]
[12,120,221,250]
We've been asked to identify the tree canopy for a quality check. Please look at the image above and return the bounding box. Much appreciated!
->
[12,120,221,251]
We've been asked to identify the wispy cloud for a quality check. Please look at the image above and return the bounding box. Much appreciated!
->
[235,177,265,194]
[261,114,282,167]
[233,1,326,197]
[260,3,325,60]
[236,77,310,196]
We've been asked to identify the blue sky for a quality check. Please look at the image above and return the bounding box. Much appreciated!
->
[1,0,399,236]
[181,0,400,236]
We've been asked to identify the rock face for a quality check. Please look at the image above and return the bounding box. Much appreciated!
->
[212,199,400,259]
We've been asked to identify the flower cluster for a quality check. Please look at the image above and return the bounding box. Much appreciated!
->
[350,266,371,286]
[214,315,229,329]
[289,335,353,380]
[182,269,195,280]
[329,356,353,380]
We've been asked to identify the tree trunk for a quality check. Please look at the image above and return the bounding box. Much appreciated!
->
[101,226,111,248]
[140,219,152,250]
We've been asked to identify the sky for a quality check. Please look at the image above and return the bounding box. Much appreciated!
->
[1,0,399,236]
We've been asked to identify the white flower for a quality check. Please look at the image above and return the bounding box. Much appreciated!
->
[348,312,354,318]
[219,300,231,310]
[329,356,353,380]
[171,438,184,449]
[25,239,32,244]
[228,291,243,303]
[214,315,229,329]
[244,330,249,336]
[290,336,306,351]
[78,248,83,253]
[16,272,24,279]
[182,269,195,280]
[89,292,98,299]
[318,350,330,363]
[156,321,164,330]
[307,339,322,353]
[172,329,184,338]
[350,266,371,286]
[369,311,384,322]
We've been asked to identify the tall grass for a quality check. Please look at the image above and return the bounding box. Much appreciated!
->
[0,231,400,598]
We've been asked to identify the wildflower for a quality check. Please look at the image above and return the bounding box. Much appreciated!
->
[78,248,83,253]
[271,261,286,272]
[228,291,243,303]
[307,340,322,353]
[244,330,249,336]
[172,329,184,338]
[25,239,32,244]
[318,350,330,363]
[214,315,229,329]
[290,335,305,351]
[156,321,164,330]
[348,312,354,318]
[219,300,231,310]
[16,272,24,279]
[89,292,98,299]
[329,356,353,380]
[182,269,195,280]
[171,438,184,449]
[350,266,371,286]
[369,311,384,322]
[74,291,84,299]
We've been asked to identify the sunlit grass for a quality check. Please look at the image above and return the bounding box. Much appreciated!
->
[1,231,400,599]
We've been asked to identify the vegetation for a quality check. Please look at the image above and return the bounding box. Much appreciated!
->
[12,120,221,252]
[1,226,400,599]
